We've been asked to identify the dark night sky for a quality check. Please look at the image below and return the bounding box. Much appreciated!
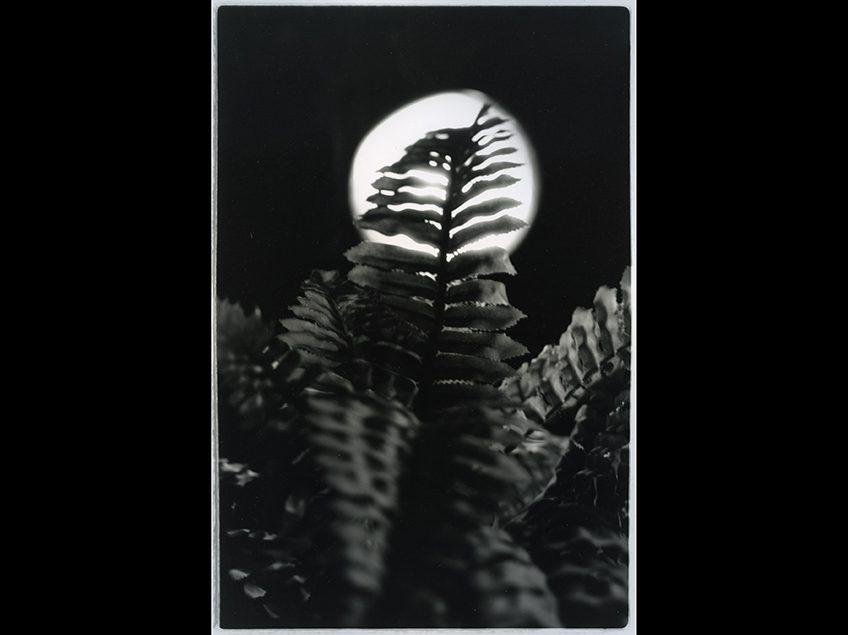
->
[216,5,630,360]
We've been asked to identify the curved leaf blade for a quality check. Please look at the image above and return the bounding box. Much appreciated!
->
[445,278,509,305]
[434,351,516,384]
[443,303,526,330]
[349,265,437,300]
[438,330,528,361]
[367,191,445,209]
[345,242,440,274]
[446,247,517,280]
[456,173,521,207]
[360,205,443,225]
[450,216,527,252]
[357,215,442,248]
[452,197,521,228]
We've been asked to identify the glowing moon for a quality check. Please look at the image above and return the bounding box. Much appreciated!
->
[349,89,539,256]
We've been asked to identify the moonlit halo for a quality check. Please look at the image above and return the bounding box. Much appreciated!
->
[349,90,539,257]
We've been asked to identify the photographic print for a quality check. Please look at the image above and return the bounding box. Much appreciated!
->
[213,1,633,630]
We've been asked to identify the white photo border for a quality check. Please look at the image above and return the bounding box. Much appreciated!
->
[210,2,636,632]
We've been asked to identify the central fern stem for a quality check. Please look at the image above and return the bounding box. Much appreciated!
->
[417,152,462,417]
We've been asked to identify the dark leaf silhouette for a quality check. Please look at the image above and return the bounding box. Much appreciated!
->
[216,269,631,628]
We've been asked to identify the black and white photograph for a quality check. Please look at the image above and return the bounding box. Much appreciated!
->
[213,1,634,630]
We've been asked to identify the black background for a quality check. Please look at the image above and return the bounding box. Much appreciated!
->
[216,5,631,358]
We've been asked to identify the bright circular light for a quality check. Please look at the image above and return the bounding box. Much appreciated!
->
[349,89,539,256]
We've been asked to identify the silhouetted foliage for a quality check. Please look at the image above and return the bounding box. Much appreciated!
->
[216,106,631,628]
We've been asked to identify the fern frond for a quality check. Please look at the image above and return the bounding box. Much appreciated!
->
[397,401,564,528]
[345,104,530,415]
[500,266,631,432]
[295,388,420,627]
[217,299,365,627]
[395,526,562,627]
[279,270,426,405]
[514,503,628,628]
[514,397,629,628]
[501,269,632,627]
[217,298,321,434]
[458,527,561,628]
[279,270,353,368]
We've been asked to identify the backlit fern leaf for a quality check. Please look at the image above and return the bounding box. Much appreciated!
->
[344,103,530,416]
